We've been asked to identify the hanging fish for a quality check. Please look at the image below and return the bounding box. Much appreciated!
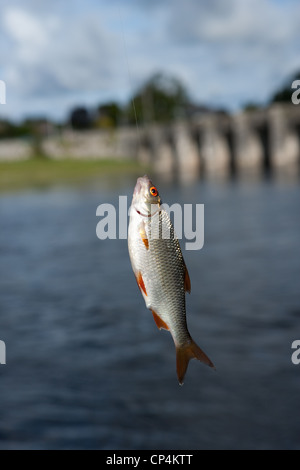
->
[128,175,215,384]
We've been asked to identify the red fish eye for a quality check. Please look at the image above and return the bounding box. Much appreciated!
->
[150,186,158,197]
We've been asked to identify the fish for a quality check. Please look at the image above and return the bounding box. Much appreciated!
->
[128,175,215,384]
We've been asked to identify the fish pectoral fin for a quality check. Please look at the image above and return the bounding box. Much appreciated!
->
[184,265,191,294]
[139,222,149,250]
[176,338,215,385]
[135,271,147,296]
[151,309,169,331]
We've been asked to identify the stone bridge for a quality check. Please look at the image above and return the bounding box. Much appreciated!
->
[137,103,300,181]
[0,103,299,181]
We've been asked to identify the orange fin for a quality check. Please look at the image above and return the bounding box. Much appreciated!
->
[176,338,215,385]
[136,271,147,296]
[142,237,149,250]
[151,309,169,331]
[139,223,149,250]
[184,265,191,293]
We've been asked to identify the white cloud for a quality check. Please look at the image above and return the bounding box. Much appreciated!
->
[168,0,299,44]
[163,0,300,107]
[1,5,121,119]
[4,8,49,45]
[0,0,299,120]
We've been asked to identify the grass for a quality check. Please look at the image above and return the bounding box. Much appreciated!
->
[0,157,146,192]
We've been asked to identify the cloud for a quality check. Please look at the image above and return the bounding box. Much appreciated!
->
[0,0,300,120]
[163,0,300,106]
[168,0,299,44]
[4,8,50,46]
[1,4,122,119]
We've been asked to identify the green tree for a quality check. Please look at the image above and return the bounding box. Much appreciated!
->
[70,107,92,130]
[96,101,122,129]
[124,72,190,125]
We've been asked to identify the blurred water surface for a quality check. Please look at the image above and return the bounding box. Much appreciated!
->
[0,175,299,450]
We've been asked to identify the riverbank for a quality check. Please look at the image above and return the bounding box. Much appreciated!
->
[0,158,145,193]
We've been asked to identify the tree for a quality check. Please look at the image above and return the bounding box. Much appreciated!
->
[243,102,261,112]
[70,107,92,130]
[96,101,122,129]
[124,72,190,125]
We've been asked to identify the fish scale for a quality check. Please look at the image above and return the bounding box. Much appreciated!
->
[146,210,189,346]
[128,175,215,384]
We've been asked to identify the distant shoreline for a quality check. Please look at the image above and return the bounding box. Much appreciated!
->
[0,158,146,193]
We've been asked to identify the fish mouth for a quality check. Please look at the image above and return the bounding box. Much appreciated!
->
[133,179,142,197]
[132,175,161,215]
[133,175,151,197]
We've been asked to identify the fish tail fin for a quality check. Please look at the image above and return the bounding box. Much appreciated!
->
[176,338,215,385]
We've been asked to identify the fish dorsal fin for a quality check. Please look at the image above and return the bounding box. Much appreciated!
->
[151,309,169,331]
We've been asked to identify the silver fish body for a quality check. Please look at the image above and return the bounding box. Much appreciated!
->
[128,175,214,384]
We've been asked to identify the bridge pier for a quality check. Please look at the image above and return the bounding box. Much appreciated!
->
[199,117,231,178]
[233,113,264,177]
[154,140,175,181]
[137,126,177,181]
[269,106,300,177]
[130,104,300,182]
[173,123,201,183]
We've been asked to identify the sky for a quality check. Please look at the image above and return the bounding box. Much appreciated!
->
[0,0,299,122]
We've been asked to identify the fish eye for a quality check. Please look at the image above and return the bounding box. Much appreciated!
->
[150,186,158,197]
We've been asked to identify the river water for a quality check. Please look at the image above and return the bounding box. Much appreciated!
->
[0,175,299,449]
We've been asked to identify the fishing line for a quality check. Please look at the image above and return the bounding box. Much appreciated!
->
[117,5,141,143]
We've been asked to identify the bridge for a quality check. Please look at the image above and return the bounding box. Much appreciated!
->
[136,103,300,182]
[0,103,299,182]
